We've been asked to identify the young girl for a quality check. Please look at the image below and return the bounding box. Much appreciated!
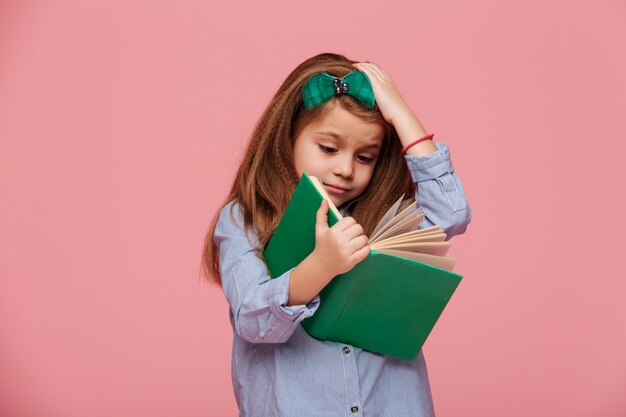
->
[201,52,471,417]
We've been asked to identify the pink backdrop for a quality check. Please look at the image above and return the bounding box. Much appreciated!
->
[1,1,625,416]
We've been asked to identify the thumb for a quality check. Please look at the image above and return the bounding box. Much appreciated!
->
[315,199,329,234]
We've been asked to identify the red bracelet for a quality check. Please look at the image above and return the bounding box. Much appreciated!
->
[402,133,434,155]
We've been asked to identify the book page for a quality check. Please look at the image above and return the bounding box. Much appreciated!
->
[371,194,405,238]
[373,232,444,243]
[377,249,456,271]
[373,229,446,247]
[371,241,451,257]
[370,208,426,244]
[309,176,343,220]
[369,201,420,242]
[388,225,442,237]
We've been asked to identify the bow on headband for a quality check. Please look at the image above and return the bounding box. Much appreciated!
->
[302,70,376,110]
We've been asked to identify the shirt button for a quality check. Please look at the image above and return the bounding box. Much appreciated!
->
[342,346,351,354]
[350,406,359,414]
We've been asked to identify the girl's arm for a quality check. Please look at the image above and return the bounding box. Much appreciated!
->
[352,63,472,239]
[405,141,472,240]
[393,111,472,238]
[214,202,320,344]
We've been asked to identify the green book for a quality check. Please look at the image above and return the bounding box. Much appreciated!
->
[263,172,463,361]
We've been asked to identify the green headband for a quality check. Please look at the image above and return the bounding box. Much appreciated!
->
[302,70,376,110]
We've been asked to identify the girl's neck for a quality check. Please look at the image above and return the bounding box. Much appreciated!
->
[338,198,358,216]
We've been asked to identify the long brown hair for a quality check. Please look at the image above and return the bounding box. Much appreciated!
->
[200,52,415,287]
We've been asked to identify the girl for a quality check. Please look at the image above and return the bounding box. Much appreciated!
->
[201,52,471,417]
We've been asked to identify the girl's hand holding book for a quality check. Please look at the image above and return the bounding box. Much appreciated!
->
[286,200,370,306]
[311,200,370,279]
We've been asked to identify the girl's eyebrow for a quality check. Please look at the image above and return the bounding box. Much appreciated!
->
[316,130,343,139]
[316,131,381,149]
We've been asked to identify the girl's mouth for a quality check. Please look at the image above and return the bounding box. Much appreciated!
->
[324,183,350,194]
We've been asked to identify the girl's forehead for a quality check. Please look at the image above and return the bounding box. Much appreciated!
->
[309,105,384,143]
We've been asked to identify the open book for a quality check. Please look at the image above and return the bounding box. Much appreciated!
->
[263,172,463,361]
[309,175,456,271]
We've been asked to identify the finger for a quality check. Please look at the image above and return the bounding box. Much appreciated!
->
[346,234,369,252]
[364,62,387,78]
[315,200,329,233]
[343,222,366,241]
[356,62,386,84]
[373,67,390,82]
[333,216,357,231]
[350,242,371,264]
[354,63,376,80]
[368,63,389,81]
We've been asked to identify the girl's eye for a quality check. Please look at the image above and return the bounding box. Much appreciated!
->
[319,145,337,153]
[319,144,375,163]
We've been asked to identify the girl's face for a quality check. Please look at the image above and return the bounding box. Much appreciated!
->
[293,103,384,208]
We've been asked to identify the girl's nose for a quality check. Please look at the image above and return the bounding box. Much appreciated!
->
[333,155,354,178]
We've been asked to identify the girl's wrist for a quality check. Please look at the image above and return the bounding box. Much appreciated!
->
[387,103,413,127]
[402,134,435,155]
[306,250,336,284]
[392,112,438,157]
[289,253,334,306]
[393,111,427,145]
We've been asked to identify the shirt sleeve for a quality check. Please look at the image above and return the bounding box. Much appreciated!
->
[404,142,472,240]
[214,201,320,344]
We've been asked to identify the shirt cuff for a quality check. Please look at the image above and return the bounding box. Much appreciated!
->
[269,268,320,323]
[404,142,454,182]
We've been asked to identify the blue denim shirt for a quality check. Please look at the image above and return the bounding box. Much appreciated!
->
[214,142,472,417]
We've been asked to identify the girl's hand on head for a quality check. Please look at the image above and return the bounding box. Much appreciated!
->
[312,200,370,279]
[353,62,414,127]
[355,62,435,155]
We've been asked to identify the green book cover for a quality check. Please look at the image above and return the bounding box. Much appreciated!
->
[263,172,463,361]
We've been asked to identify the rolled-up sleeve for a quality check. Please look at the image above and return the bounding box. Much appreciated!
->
[214,202,320,344]
[404,142,472,240]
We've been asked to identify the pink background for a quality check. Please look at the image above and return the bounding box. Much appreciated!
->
[1,1,625,416]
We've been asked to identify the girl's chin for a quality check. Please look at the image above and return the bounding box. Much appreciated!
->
[330,197,345,208]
